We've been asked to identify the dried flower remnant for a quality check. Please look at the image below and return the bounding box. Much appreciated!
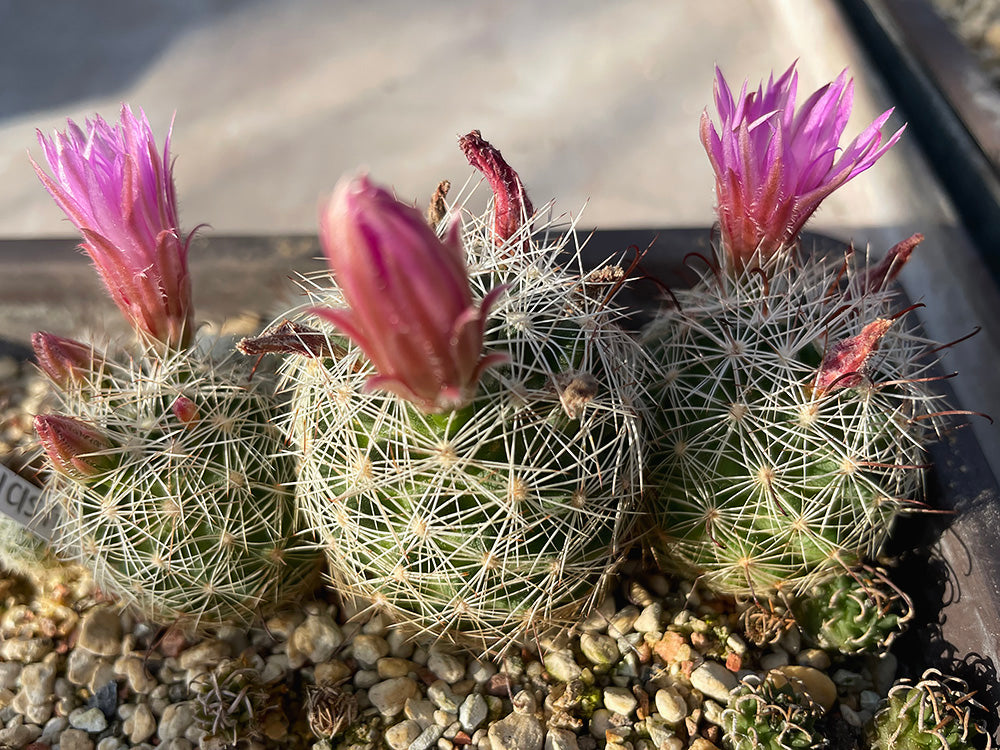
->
[460,130,534,246]
[314,174,507,412]
[701,63,904,269]
[31,104,195,349]
[34,414,115,479]
[814,318,894,394]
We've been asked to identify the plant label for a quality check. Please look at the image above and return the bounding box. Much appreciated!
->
[0,463,55,541]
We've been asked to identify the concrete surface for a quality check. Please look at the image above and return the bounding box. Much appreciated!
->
[0,0,998,476]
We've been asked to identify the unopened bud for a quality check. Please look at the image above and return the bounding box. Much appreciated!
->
[814,319,893,394]
[31,331,103,388]
[171,395,199,426]
[34,414,115,479]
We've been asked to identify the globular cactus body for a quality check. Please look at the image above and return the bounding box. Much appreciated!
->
[283,207,646,648]
[41,346,317,628]
[868,669,992,750]
[643,249,942,596]
[722,673,827,750]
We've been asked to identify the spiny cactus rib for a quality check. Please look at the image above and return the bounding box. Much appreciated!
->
[868,669,993,750]
[41,345,318,628]
[283,194,647,651]
[643,246,946,596]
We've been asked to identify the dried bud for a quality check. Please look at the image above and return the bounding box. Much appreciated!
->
[31,331,104,388]
[861,233,923,294]
[34,414,115,479]
[814,319,893,394]
[459,130,533,247]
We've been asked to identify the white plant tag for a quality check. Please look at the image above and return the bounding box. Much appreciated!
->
[0,463,55,541]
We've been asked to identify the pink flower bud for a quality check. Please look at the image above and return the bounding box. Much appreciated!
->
[31,332,104,389]
[814,318,894,394]
[861,233,923,294]
[170,395,200,426]
[315,174,507,412]
[701,64,904,270]
[31,105,194,349]
[460,130,533,247]
[34,414,115,479]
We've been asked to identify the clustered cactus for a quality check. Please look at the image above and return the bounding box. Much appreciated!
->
[20,63,976,686]
[29,107,317,628]
[266,136,646,649]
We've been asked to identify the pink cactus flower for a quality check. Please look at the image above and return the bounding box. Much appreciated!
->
[34,414,115,479]
[31,105,194,349]
[315,174,507,412]
[701,63,904,269]
[31,331,104,389]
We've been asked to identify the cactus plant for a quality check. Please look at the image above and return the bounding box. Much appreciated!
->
[792,566,913,655]
[264,134,646,650]
[867,669,992,750]
[30,107,318,629]
[642,64,946,597]
[722,673,827,750]
[191,656,283,747]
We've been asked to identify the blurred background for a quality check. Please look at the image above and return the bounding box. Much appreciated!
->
[0,0,923,237]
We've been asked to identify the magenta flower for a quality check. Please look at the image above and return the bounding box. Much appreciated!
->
[34,414,115,479]
[701,63,904,269]
[315,174,507,412]
[31,105,194,349]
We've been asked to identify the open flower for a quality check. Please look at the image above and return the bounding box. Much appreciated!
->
[315,174,507,412]
[32,105,194,349]
[701,64,904,269]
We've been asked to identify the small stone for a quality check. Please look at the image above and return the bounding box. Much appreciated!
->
[123,703,156,744]
[646,716,677,747]
[157,701,196,741]
[405,697,436,726]
[580,597,616,632]
[353,669,380,689]
[488,712,544,750]
[545,727,580,750]
[289,613,344,667]
[385,719,422,750]
[114,654,157,694]
[467,658,496,683]
[607,606,640,638]
[458,693,487,732]
[579,633,619,667]
[872,652,897,695]
[18,661,56,705]
[840,703,864,727]
[0,721,42,747]
[0,663,21,690]
[87,680,117,720]
[690,661,738,703]
[777,626,801,655]
[41,715,68,743]
[633,603,662,633]
[427,680,459,712]
[410,723,445,750]
[769,666,837,712]
[86,662,117,696]
[702,699,725,726]
[387,629,415,659]
[544,650,582,682]
[589,708,612,739]
[76,608,122,657]
[432,708,454,727]
[0,638,52,663]
[689,739,721,750]
[313,659,350,686]
[368,677,419,717]
[177,639,231,672]
[427,649,466,684]
[377,657,413,679]
[796,648,831,670]
[726,633,747,656]
[603,686,637,717]
[69,707,108,734]
[58,728,94,750]
[759,650,790,670]
[96,738,126,750]
[352,634,390,667]
[654,686,687,724]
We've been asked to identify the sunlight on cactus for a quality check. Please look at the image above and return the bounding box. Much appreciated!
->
[268,142,647,651]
